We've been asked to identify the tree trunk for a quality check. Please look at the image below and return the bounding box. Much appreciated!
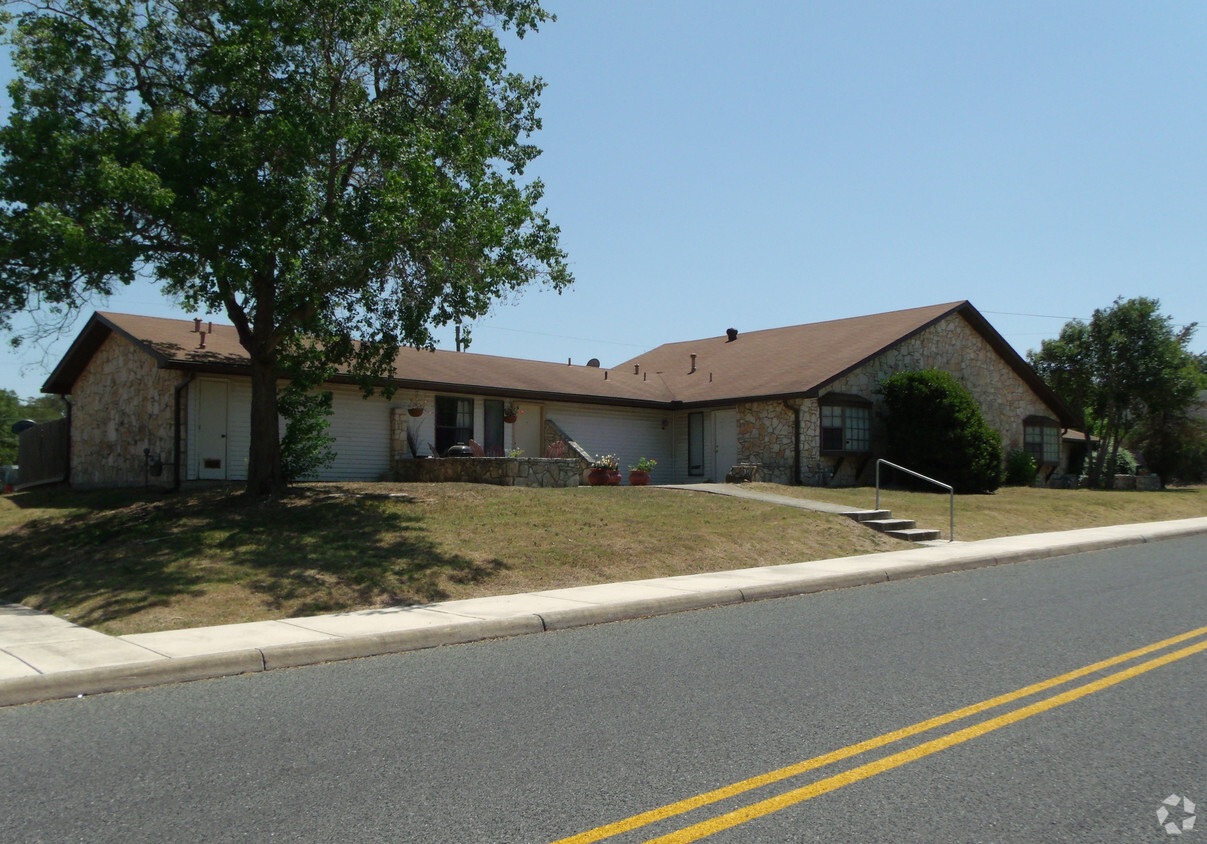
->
[1090,408,1120,489]
[246,351,285,496]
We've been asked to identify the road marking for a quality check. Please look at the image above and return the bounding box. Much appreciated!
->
[646,636,1207,843]
[552,624,1207,844]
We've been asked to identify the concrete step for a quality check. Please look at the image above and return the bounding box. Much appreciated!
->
[863,518,916,532]
[886,527,943,542]
[840,509,892,522]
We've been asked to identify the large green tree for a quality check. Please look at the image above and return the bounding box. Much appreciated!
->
[1028,297,1201,487]
[0,0,570,494]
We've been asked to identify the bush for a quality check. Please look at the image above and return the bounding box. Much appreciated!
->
[278,386,337,483]
[1104,446,1137,477]
[880,369,1002,493]
[1004,449,1038,486]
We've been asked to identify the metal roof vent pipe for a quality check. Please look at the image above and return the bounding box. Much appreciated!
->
[689,353,697,373]
[193,318,202,333]
[726,328,738,342]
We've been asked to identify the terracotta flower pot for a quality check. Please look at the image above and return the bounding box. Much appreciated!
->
[629,470,650,486]
[606,469,622,486]
[588,467,609,486]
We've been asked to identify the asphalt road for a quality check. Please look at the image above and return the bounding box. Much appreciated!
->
[3,536,1206,843]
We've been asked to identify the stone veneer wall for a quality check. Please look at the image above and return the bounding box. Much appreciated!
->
[392,457,582,487]
[735,399,815,484]
[542,418,593,473]
[815,313,1062,483]
[70,334,186,487]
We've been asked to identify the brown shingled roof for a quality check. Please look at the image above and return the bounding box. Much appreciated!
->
[42,311,675,406]
[620,301,967,404]
[42,302,1075,425]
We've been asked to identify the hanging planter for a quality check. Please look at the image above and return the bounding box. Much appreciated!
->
[408,406,424,417]
[502,401,521,425]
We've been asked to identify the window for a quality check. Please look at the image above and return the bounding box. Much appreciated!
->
[1024,417,1060,465]
[688,412,704,476]
[819,396,871,454]
[435,396,473,456]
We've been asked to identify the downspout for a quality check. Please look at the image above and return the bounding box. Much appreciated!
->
[783,399,800,485]
[171,373,196,492]
[62,396,72,486]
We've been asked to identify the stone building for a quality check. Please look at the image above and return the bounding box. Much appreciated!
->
[41,301,1076,488]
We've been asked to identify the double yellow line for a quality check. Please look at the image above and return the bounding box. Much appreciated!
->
[554,623,1207,844]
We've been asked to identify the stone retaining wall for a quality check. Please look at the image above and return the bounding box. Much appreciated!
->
[392,456,583,487]
[543,418,593,480]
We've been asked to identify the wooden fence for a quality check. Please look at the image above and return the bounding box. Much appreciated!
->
[16,417,69,488]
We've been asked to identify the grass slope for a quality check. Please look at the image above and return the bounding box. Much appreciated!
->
[3,482,1201,635]
[0,483,900,635]
[751,483,1206,541]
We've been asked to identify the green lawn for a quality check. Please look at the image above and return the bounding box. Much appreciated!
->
[0,482,900,635]
[1,481,1201,636]
[746,483,1207,541]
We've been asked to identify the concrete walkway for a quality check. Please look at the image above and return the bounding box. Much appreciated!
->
[3,516,1206,708]
[658,483,866,514]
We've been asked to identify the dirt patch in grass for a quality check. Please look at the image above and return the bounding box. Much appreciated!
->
[0,482,901,635]
[748,483,1207,541]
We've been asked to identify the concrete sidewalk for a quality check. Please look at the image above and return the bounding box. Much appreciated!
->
[3,517,1206,707]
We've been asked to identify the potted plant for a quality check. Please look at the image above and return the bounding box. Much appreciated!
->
[629,456,656,486]
[407,395,425,417]
[588,453,619,486]
[502,401,522,424]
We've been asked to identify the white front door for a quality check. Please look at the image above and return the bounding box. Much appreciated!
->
[513,402,543,457]
[196,379,229,480]
[713,409,738,482]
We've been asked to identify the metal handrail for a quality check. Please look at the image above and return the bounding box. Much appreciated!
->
[876,459,954,542]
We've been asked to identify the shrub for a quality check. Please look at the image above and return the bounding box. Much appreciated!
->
[1104,446,1137,476]
[1004,449,1038,486]
[278,386,337,483]
[880,369,1002,493]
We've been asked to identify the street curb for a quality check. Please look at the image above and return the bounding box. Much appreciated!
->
[259,616,544,670]
[735,570,889,602]
[0,650,264,708]
[3,519,1206,707]
[535,589,746,632]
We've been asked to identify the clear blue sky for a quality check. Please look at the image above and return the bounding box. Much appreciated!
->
[3,1,1205,400]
